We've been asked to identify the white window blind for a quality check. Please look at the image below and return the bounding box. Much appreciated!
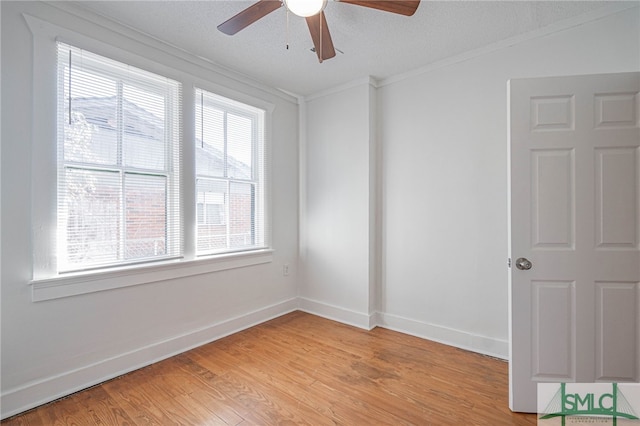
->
[57,43,182,272]
[195,88,266,256]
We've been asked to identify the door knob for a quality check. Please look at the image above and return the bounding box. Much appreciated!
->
[515,257,532,270]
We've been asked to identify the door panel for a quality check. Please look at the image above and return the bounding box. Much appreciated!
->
[531,149,574,248]
[530,95,575,131]
[595,147,638,248]
[595,92,638,128]
[509,72,640,412]
[595,281,638,381]
[531,280,575,380]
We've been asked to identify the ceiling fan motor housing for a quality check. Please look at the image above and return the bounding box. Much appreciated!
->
[284,0,327,18]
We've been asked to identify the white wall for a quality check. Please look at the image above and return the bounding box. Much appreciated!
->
[303,7,640,357]
[299,80,378,328]
[0,1,299,418]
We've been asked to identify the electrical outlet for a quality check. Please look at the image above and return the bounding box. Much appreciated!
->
[283,264,290,276]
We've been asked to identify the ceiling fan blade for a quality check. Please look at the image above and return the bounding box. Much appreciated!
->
[306,12,336,63]
[218,0,283,35]
[337,0,420,16]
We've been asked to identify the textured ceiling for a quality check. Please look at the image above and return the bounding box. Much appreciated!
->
[69,1,632,96]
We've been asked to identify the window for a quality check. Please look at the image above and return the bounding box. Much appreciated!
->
[57,43,182,272]
[30,29,272,299]
[195,88,266,256]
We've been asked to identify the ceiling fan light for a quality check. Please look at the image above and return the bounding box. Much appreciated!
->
[284,0,327,17]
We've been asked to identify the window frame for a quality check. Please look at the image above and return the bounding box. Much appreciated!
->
[26,14,274,302]
[195,87,267,257]
[56,43,183,272]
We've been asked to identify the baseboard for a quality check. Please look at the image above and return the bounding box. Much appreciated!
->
[0,298,298,420]
[297,297,376,330]
[377,312,509,360]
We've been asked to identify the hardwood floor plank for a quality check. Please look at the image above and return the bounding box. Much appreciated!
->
[228,320,438,424]
[220,316,476,424]
[68,386,135,425]
[170,354,259,425]
[34,393,87,426]
[132,362,231,425]
[193,336,413,425]
[2,312,537,425]
[102,364,209,425]
[188,348,333,425]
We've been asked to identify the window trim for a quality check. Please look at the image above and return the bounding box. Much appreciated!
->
[26,14,275,301]
[31,249,274,301]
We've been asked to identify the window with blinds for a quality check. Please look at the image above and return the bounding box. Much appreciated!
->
[195,88,266,256]
[57,43,182,272]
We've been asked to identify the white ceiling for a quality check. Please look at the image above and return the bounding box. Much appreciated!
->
[69,1,631,96]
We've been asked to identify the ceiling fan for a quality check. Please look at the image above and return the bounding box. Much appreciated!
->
[217,0,420,63]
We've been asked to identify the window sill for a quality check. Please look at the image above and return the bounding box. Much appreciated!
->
[30,249,274,302]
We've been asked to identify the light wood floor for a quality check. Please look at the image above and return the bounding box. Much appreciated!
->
[2,311,537,425]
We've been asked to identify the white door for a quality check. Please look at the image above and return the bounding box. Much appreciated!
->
[508,72,640,413]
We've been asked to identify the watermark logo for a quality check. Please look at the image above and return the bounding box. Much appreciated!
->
[538,383,640,425]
